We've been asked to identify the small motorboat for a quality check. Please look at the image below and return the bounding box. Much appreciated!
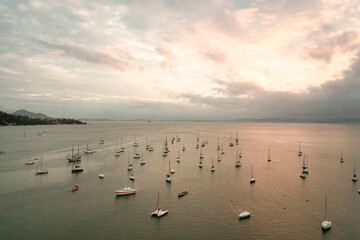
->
[148,147,154,151]
[25,161,34,165]
[178,190,188,197]
[170,169,175,174]
[71,185,79,192]
[98,174,104,178]
[217,156,221,161]
[239,211,251,219]
[358,189,360,193]
[115,187,136,196]
[72,165,83,173]
[129,174,135,181]
[235,161,242,167]
[140,160,146,165]
[300,173,306,179]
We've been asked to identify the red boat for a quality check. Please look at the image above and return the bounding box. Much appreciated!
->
[178,190,188,197]
[71,185,79,192]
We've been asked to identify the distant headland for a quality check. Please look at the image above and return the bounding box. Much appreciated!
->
[0,110,86,126]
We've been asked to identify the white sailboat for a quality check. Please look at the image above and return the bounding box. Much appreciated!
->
[352,162,358,182]
[182,142,185,151]
[200,148,204,159]
[177,150,180,162]
[133,136,138,147]
[99,138,104,144]
[321,196,332,230]
[35,156,48,175]
[85,144,96,154]
[133,146,140,159]
[267,147,271,162]
[114,142,120,156]
[199,156,203,168]
[229,136,234,147]
[140,149,146,165]
[236,132,239,145]
[298,141,302,156]
[217,138,220,151]
[221,144,225,154]
[129,174,135,181]
[128,153,133,171]
[211,157,215,172]
[235,150,241,167]
[151,192,168,217]
[217,151,221,161]
[25,151,34,165]
[250,164,255,183]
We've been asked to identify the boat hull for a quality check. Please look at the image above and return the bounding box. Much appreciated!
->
[239,211,251,219]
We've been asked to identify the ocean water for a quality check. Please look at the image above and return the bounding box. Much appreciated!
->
[0,122,359,239]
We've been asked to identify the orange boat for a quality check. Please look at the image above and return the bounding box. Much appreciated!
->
[71,185,79,192]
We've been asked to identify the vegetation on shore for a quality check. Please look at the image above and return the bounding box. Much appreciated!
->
[0,111,86,126]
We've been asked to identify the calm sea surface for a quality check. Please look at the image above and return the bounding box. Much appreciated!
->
[0,122,359,239]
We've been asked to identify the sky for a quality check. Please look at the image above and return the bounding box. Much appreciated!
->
[1,0,360,121]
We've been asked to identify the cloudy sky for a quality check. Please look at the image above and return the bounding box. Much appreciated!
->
[1,0,360,121]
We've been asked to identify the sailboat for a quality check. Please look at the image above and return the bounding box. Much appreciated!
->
[303,155,309,174]
[182,143,185,151]
[85,144,96,154]
[298,142,302,156]
[35,156,48,175]
[129,174,135,181]
[340,148,344,163]
[25,151,34,165]
[140,149,146,165]
[200,148,204,159]
[250,164,255,183]
[151,192,168,217]
[235,132,239,145]
[229,136,234,147]
[321,196,332,230]
[120,138,125,152]
[235,150,241,167]
[211,157,215,172]
[114,142,120,156]
[169,159,175,174]
[166,160,172,182]
[199,155,203,168]
[217,151,221,161]
[239,148,242,158]
[217,138,220,150]
[162,140,168,156]
[128,153,133,170]
[352,162,358,182]
[267,147,271,162]
[67,145,81,162]
[176,132,181,142]
[221,144,225,154]
[146,138,149,150]
[133,136,138,147]
[177,150,180,162]
[133,146,140,159]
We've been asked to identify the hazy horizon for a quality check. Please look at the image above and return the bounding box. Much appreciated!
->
[1,1,360,121]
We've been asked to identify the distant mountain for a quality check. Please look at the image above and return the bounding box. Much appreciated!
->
[0,111,86,126]
[13,109,51,119]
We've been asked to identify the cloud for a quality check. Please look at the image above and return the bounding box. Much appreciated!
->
[200,48,227,63]
[156,47,176,68]
[308,31,359,63]
[36,40,131,71]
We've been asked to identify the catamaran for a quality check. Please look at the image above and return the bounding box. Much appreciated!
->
[151,192,168,217]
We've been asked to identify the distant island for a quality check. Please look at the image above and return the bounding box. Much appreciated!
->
[0,110,86,126]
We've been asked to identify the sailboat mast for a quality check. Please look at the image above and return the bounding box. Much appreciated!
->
[324,196,327,220]
[156,192,160,210]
